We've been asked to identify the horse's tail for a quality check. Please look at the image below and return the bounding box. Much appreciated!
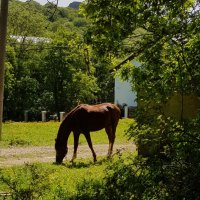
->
[115,104,122,119]
[106,104,122,119]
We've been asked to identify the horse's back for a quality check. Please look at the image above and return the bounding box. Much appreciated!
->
[71,103,120,131]
[79,103,120,120]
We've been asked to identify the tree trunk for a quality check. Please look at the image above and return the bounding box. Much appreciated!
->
[0,0,9,140]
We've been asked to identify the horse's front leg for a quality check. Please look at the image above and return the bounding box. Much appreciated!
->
[84,131,97,162]
[71,131,80,163]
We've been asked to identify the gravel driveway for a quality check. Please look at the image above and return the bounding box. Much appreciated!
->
[0,143,136,167]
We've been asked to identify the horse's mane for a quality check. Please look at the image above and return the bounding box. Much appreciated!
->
[63,104,88,121]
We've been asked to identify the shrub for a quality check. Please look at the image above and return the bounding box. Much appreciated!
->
[0,164,52,200]
[75,178,105,200]
[74,114,200,200]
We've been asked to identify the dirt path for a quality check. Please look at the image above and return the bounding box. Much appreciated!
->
[0,143,136,167]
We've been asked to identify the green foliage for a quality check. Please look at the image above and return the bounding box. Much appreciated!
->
[92,56,115,102]
[127,115,200,199]
[83,0,200,199]
[8,138,30,146]
[73,154,146,200]
[0,164,52,199]
[41,29,99,112]
[8,0,47,37]
[0,160,107,199]
[73,17,88,28]
[5,0,115,121]
[75,178,105,200]
[102,155,147,200]
[4,1,200,198]
[72,71,99,103]
[73,117,200,199]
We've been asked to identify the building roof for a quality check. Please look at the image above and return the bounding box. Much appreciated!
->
[10,35,50,43]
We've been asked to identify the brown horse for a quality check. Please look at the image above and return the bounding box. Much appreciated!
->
[55,103,121,164]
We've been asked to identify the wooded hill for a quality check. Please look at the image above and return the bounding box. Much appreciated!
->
[5,0,114,121]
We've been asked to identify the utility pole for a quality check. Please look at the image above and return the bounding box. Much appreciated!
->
[0,0,9,140]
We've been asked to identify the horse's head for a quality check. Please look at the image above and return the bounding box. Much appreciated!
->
[55,139,68,164]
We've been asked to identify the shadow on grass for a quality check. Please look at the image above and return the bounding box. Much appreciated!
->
[53,157,110,169]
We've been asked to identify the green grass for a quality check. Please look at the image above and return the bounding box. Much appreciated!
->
[0,158,109,199]
[0,119,135,199]
[0,118,133,147]
[0,154,135,198]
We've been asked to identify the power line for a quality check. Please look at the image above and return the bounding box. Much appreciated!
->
[6,44,68,53]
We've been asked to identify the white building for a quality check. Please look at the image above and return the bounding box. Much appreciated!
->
[114,77,137,107]
[114,60,140,117]
[10,35,50,43]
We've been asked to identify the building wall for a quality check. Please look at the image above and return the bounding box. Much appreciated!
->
[114,59,200,120]
[114,76,137,107]
[164,94,200,120]
[114,60,140,108]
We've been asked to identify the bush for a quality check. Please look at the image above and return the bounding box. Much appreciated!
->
[0,164,52,200]
[74,114,200,200]
[75,178,105,200]
[73,154,149,200]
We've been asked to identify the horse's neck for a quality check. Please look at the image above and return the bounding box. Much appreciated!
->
[57,120,71,146]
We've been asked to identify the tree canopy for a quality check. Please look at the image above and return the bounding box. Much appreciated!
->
[4,0,114,121]
[83,0,200,119]
[81,0,200,199]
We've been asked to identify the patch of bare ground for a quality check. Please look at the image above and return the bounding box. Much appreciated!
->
[0,143,136,167]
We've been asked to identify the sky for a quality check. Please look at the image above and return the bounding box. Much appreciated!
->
[19,0,84,7]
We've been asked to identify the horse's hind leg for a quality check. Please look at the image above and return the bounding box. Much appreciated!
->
[105,125,116,158]
[84,132,97,162]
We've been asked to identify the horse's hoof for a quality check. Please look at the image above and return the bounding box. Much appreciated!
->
[93,158,97,163]
[53,161,62,165]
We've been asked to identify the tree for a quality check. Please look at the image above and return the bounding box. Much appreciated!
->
[83,0,200,198]
[4,0,48,120]
[4,0,127,121]
[4,0,99,121]
[83,0,200,120]
[4,44,44,121]
[42,29,99,113]
[0,0,9,139]
[91,55,115,103]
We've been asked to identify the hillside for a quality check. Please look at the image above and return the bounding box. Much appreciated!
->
[68,1,82,9]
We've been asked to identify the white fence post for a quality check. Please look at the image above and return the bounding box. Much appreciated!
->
[124,106,128,118]
[60,112,65,122]
[42,111,47,122]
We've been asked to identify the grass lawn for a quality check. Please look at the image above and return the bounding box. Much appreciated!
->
[0,154,135,199]
[0,158,108,198]
[0,118,134,147]
[0,119,135,198]
[0,155,138,199]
